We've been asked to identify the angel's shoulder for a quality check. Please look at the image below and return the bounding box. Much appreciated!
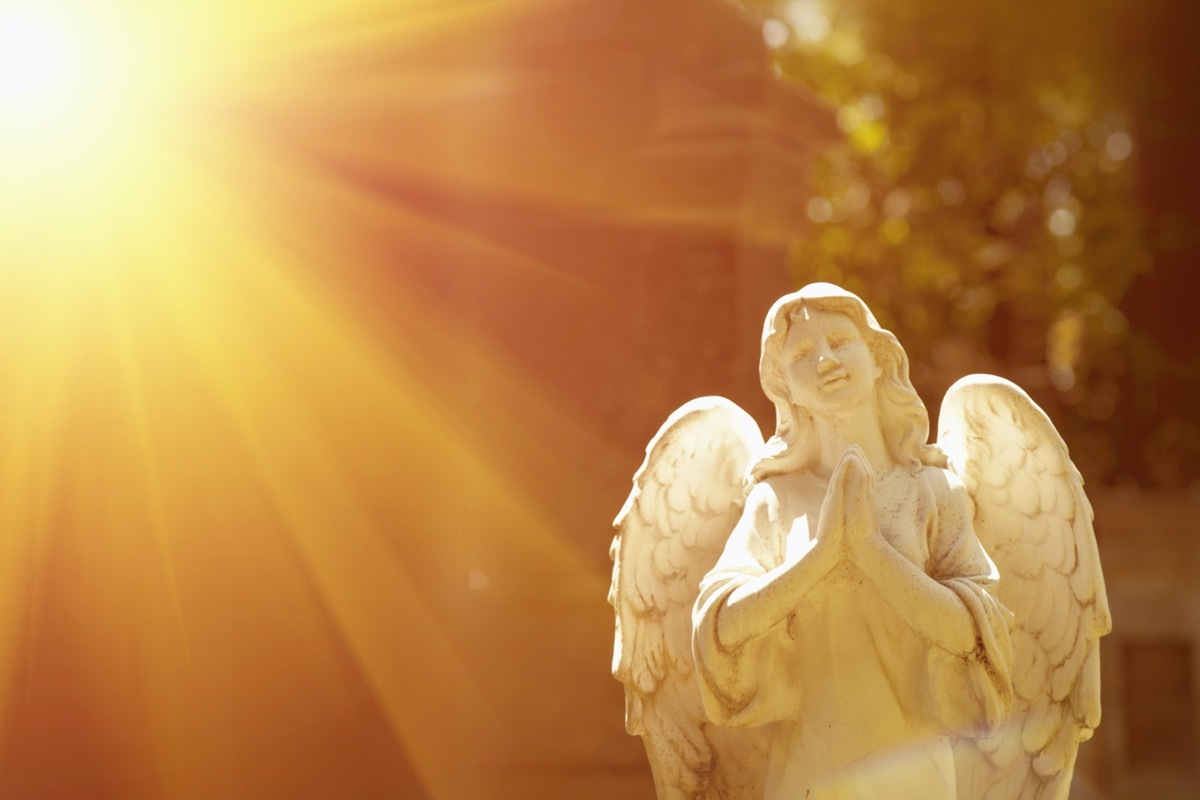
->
[743,478,783,520]
[916,464,971,511]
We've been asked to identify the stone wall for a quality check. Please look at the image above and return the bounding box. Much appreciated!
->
[1076,490,1200,800]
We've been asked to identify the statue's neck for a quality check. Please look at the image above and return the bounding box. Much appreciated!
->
[808,397,892,480]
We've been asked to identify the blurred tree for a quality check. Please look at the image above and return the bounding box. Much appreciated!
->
[737,0,1197,488]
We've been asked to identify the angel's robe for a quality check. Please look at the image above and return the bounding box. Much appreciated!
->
[693,465,1013,800]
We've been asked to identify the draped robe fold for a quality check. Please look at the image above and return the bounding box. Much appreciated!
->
[693,466,1013,800]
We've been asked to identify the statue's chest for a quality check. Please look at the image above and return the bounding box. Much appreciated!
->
[780,476,931,569]
[874,478,932,567]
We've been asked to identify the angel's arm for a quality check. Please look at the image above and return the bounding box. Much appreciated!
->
[855,543,979,655]
[693,480,808,727]
[856,466,1013,732]
[710,481,838,648]
[853,470,989,656]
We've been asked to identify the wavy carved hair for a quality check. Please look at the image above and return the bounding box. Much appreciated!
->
[748,283,946,485]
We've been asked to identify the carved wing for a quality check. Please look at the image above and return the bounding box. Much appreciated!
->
[609,396,768,799]
[938,375,1112,800]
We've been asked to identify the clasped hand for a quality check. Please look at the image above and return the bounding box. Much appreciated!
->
[810,446,888,568]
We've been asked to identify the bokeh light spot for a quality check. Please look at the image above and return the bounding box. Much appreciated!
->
[837,104,863,132]
[849,120,886,152]
[1056,263,1083,291]
[883,189,912,219]
[880,218,910,244]
[1043,141,1068,166]
[860,93,884,120]
[991,190,1026,231]
[1048,208,1077,237]
[828,31,864,66]
[807,196,833,223]
[843,182,870,211]
[1106,130,1133,161]
[1044,176,1073,207]
[762,19,788,49]
[937,178,965,206]
[783,0,830,44]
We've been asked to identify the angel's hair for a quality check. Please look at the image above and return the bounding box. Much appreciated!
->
[748,282,946,486]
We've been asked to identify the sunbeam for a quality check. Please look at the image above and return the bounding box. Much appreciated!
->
[0,1,612,798]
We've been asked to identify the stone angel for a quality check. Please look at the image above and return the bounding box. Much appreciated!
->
[608,283,1111,800]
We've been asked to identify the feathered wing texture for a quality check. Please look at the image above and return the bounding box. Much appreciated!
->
[939,375,1113,800]
[609,397,770,799]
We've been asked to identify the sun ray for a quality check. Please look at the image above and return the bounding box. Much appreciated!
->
[0,0,625,794]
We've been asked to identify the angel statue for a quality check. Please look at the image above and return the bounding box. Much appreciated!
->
[609,282,1111,800]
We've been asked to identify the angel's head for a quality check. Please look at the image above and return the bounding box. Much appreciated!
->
[749,282,945,483]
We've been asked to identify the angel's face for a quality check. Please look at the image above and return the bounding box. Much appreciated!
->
[782,307,880,415]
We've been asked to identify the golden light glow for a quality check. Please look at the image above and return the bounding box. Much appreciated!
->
[0,1,609,798]
[0,7,70,98]
[0,4,168,205]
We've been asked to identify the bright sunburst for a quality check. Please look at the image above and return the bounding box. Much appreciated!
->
[0,7,70,98]
[0,2,174,199]
[0,1,599,798]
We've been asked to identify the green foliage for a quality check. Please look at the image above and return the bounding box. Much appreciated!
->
[751,0,1160,484]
